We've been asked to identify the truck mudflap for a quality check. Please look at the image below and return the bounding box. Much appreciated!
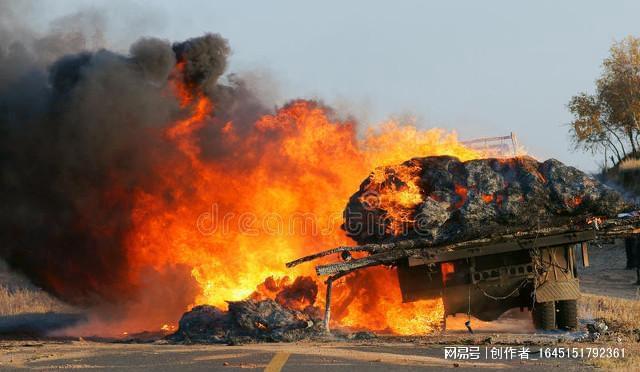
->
[534,279,580,302]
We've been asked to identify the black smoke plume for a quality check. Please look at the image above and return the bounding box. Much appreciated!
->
[172,33,230,92]
[0,13,268,325]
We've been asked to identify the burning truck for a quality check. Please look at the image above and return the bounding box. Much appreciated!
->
[3,31,638,340]
[289,155,637,332]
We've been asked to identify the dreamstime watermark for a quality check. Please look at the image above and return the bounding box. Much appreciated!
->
[195,191,439,238]
[196,203,343,237]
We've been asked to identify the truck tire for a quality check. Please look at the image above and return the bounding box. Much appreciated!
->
[532,301,556,331]
[556,300,578,330]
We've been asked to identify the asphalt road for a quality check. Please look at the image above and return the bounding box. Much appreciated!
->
[0,339,595,371]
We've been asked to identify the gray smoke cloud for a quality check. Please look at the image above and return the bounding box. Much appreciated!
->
[172,33,231,92]
[0,2,271,329]
[130,37,176,84]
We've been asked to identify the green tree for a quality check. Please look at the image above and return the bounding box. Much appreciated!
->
[569,36,640,165]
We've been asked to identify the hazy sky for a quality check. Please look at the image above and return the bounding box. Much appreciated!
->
[26,0,640,171]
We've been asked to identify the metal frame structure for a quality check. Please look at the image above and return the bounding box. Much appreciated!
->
[288,216,640,332]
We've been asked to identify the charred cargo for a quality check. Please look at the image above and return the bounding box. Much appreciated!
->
[289,156,637,331]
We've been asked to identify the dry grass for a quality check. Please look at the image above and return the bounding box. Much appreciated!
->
[0,285,71,316]
[587,342,640,371]
[580,294,640,371]
[580,293,640,330]
[0,259,73,316]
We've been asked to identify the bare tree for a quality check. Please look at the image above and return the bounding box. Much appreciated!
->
[569,36,640,165]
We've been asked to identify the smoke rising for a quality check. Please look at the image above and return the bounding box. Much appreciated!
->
[129,38,176,84]
[172,34,230,92]
[0,6,273,330]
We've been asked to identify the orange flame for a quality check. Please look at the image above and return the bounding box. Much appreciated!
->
[481,194,494,203]
[568,196,583,209]
[453,184,469,210]
[123,66,497,335]
[441,262,455,283]
[364,162,424,235]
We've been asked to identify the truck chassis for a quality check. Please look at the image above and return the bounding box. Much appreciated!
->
[287,218,639,332]
[397,230,593,330]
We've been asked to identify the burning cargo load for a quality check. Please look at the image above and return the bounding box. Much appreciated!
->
[287,155,636,333]
[343,155,630,246]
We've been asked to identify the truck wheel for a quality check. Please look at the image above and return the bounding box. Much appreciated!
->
[556,300,578,330]
[532,301,556,331]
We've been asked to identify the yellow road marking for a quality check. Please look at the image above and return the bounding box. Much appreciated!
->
[264,352,290,372]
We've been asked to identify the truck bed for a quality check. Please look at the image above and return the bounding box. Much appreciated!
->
[287,215,640,279]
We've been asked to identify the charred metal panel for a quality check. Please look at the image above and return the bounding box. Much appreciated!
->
[443,281,533,321]
[470,263,534,284]
[396,259,443,302]
[408,230,596,266]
